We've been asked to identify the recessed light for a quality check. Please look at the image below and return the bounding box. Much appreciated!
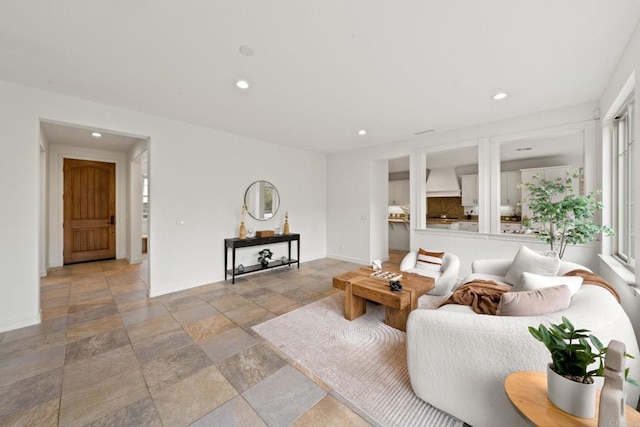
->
[492,92,508,100]
[358,130,367,135]
[236,80,250,89]
[91,132,102,138]
[239,45,255,56]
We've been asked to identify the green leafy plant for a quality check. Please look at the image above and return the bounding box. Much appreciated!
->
[529,316,638,386]
[258,249,273,266]
[520,170,613,258]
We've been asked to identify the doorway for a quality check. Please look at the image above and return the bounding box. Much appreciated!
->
[388,156,410,252]
[63,158,116,264]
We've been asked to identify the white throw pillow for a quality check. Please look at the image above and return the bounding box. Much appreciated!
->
[504,246,561,286]
[513,272,583,296]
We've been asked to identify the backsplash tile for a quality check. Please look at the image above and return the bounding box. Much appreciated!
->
[426,197,465,218]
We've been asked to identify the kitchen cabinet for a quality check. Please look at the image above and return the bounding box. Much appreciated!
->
[520,166,578,220]
[426,223,452,230]
[389,220,410,250]
[389,179,410,205]
[458,221,479,232]
[461,174,478,206]
[500,223,522,233]
[500,171,521,205]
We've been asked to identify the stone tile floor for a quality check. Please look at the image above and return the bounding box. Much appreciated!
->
[0,255,402,426]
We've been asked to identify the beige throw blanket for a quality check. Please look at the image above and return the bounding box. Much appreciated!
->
[563,269,621,302]
[438,270,621,315]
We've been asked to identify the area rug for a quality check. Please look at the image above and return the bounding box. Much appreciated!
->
[252,293,463,427]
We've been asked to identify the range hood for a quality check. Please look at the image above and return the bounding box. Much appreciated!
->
[426,167,461,197]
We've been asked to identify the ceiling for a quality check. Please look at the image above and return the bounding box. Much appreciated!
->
[3,2,639,154]
[40,121,144,152]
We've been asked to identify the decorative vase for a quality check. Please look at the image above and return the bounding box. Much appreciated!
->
[261,259,269,268]
[547,364,596,418]
[283,211,290,234]
[239,222,246,239]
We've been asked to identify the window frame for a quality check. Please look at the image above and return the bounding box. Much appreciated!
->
[613,95,635,271]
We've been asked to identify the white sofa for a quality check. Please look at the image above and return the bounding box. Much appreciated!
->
[399,251,460,295]
[406,258,640,427]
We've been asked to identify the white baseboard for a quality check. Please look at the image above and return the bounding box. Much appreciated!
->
[0,312,41,333]
[149,277,217,298]
[126,256,144,264]
[327,254,370,265]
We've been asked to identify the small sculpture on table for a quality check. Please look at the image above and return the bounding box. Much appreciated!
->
[598,340,626,427]
[283,211,290,234]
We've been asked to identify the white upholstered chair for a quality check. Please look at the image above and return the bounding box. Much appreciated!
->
[399,251,460,295]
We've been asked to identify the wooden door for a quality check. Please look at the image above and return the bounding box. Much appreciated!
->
[63,159,116,264]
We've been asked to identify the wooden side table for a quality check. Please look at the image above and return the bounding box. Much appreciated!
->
[505,371,640,426]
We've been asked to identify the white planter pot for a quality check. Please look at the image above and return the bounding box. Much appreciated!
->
[547,364,596,418]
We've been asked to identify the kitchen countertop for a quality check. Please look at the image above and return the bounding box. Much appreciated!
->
[426,218,522,224]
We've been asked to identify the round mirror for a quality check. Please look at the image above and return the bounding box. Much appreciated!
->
[244,181,280,221]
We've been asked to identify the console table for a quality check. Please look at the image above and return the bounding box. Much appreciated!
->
[224,233,300,284]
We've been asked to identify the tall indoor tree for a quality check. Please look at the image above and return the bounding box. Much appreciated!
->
[521,170,613,259]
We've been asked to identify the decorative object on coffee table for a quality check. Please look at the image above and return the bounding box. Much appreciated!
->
[256,230,274,238]
[370,270,402,281]
[388,280,403,291]
[258,248,273,267]
[239,205,247,239]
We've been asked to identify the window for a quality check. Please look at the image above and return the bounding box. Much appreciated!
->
[142,174,149,220]
[613,95,635,270]
[418,143,480,232]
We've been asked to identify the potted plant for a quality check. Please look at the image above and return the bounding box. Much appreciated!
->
[529,316,637,418]
[258,249,273,268]
[520,170,613,258]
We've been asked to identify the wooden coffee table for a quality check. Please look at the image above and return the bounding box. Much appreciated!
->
[332,267,434,331]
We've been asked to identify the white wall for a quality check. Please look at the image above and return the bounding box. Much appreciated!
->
[370,160,389,261]
[598,18,640,338]
[328,103,599,270]
[39,125,49,277]
[0,81,327,331]
[327,154,371,263]
[0,88,41,332]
